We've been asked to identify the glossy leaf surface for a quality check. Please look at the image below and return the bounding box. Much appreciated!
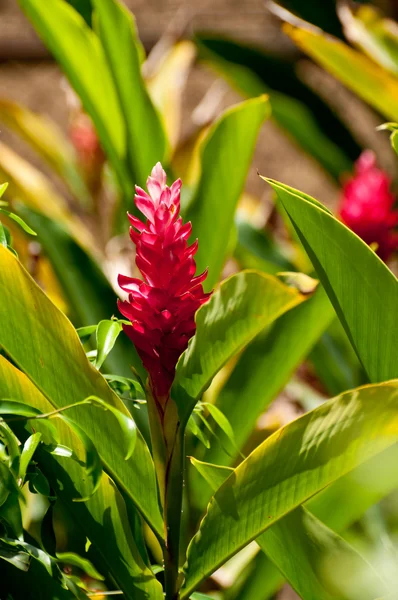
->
[92,0,167,189]
[0,245,162,537]
[182,381,398,597]
[173,270,306,424]
[285,22,398,120]
[187,96,270,289]
[264,178,398,384]
[0,356,163,599]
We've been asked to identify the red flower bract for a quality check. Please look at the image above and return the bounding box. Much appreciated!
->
[338,150,398,261]
[118,163,211,402]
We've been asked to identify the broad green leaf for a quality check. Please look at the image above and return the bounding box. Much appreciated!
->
[264,178,398,383]
[147,41,196,151]
[95,319,122,369]
[308,444,398,533]
[0,356,163,600]
[61,416,103,500]
[19,432,42,483]
[339,4,398,75]
[92,0,167,188]
[204,286,334,468]
[181,381,398,597]
[190,457,232,491]
[0,539,30,571]
[0,245,162,537]
[197,41,351,179]
[284,22,398,120]
[191,459,386,599]
[173,270,306,425]
[187,96,270,289]
[18,0,132,198]
[17,207,146,383]
[257,507,385,600]
[0,99,91,207]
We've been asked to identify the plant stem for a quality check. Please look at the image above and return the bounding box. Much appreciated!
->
[164,425,185,600]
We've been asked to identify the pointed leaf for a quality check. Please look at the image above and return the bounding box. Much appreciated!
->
[187,96,271,289]
[92,0,167,188]
[19,432,42,483]
[173,270,306,424]
[18,0,131,198]
[0,357,163,600]
[0,245,163,538]
[284,22,398,120]
[181,381,398,597]
[263,178,398,383]
[95,320,122,369]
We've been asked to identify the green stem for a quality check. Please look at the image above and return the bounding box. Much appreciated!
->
[164,425,185,600]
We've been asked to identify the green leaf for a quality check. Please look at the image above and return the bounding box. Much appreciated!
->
[95,319,122,369]
[0,208,36,236]
[60,416,102,501]
[339,4,398,75]
[92,0,167,188]
[257,507,386,599]
[0,245,162,538]
[284,21,398,121]
[56,552,104,580]
[76,324,97,344]
[190,459,386,599]
[202,403,240,455]
[186,96,270,289]
[18,0,131,198]
[17,207,146,382]
[0,222,7,248]
[83,395,137,460]
[181,381,398,597]
[263,178,398,383]
[308,444,398,534]
[0,357,163,600]
[197,40,352,179]
[19,432,42,483]
[173,270,306,425]
[0,538,30,571]
[190,457,232,491]
[0,99,91,207]
[0,182,8,198]
[199,285,334,475]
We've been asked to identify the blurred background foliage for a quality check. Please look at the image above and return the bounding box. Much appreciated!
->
[0,0,398,598]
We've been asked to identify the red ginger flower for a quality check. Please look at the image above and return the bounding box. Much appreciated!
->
[118,163,211,402]
[338,150,398,261]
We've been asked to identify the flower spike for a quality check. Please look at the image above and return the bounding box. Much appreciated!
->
[118,163,211,403]
[338,150,398,261]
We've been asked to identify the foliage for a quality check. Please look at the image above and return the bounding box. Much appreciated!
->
[0,0,397,599]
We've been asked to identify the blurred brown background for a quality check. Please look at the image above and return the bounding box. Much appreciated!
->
[0,0,395,224]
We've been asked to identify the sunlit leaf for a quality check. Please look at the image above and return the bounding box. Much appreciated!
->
[18,0,132,199]
[0,245,162,537]
[284,21,398,120]
[339,4,398,75]
[0,99,91,207]
[95,319,122,369]
[181,381,398,597]
[173,270,306,425]
[92,0,167,189]
[263,178,398,383]
[187,96,270,289]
